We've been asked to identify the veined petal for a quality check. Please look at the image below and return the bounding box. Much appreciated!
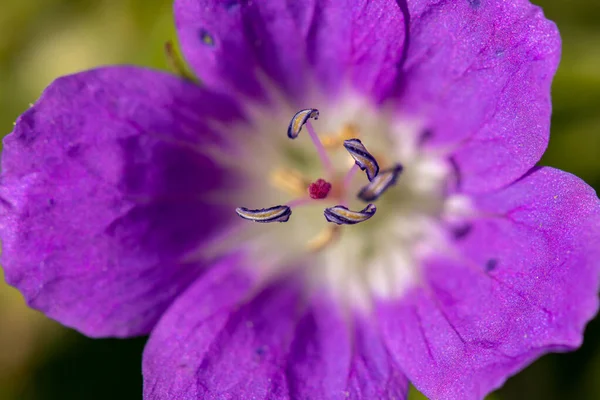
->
[378,167,600,400]
[142,258,257,400]
[346,315,409,399]
[399,0,560,193]
[143,267,409,399]
[0,66,244,337]
[174,0,407,103]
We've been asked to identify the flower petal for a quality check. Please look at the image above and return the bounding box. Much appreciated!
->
[400,0,560,192]
[346,315,409,399]
[378,167,600,399]
[143,268,408,399]
[142,257,256,399]
[0,66,244,337]
[174,0,407,102]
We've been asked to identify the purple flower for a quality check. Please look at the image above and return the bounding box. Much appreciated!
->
[1,0,599,399]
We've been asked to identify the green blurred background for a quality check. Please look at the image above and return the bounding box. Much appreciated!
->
[0,1,598,399]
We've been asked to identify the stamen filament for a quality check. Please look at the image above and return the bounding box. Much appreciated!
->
[286,197,313,208]
[306,121,334,177]
[343,164,359,192]
[341,164,360,206]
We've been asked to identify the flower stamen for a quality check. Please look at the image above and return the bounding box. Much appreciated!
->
[324,204,377,225]
[237,112,400,250]
[287,108,319,139]
[343,139,380,181]
[305,121,334,177]
[287,108,334,177]
[357,164,403,202]
[235,205,292,223]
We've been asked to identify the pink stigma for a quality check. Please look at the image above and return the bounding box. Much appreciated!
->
[308,179,332,199]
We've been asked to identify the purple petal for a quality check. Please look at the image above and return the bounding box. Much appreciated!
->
[346,315,409,399]
[378,167,600,399]
[174,0,407,102]
[0,66,244,337]
[286,296,408,399]
[143,269,408,399]
[401,0,560,192]
[142,258,256,399]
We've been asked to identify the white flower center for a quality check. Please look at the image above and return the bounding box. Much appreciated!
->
[201,95,467,308]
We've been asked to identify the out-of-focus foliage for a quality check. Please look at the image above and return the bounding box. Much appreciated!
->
[0,1,598,399]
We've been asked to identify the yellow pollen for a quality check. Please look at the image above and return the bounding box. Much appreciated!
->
[323,124,359,149]
[269,168,310,197]
[307,225,341,252]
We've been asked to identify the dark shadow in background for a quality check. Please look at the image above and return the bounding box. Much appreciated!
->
[19,333,147,400]
[501,312,600,399]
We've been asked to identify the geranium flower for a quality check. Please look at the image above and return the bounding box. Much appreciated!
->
[1,0,599,399]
